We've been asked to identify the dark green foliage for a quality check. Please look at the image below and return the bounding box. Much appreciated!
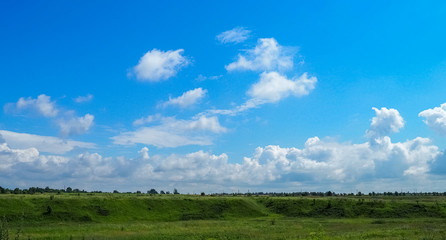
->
[147,189,158,194]
[45,206,52,215]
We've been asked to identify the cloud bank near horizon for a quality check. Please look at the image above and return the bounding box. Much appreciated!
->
[1,107,444,193]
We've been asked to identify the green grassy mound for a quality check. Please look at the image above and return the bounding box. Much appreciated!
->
[0,194,270,224]
[1,194,446,225]
[259,197,446,218]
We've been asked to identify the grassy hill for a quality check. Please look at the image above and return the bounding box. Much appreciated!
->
[2,194,446,239]
[2,193,446,224]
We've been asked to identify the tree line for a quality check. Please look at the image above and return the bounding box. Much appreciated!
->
[0,186,180,195]
[1,186,446,197]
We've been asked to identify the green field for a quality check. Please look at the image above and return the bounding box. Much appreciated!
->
[1,193,446,239]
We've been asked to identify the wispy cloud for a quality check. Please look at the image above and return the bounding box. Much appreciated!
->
[195,74,222,81]
[0,130,95,154]
[112,115,227,148]
[216,27,251,44]
[161,88,207,109]
[74,94,93,103]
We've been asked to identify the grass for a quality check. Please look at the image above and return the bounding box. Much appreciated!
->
[2,193,446,239]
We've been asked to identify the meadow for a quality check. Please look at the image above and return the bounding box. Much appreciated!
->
[1,193,446,239]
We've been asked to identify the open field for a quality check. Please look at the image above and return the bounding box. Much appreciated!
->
[1,193,446,239]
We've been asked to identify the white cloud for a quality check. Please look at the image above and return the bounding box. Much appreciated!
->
[216,27,251,44]
[4,94,58,117]
[205,72,316,115]
[132,49,189,82]
[162,88,207,108]
[247,71,317,105]
[0,143,39,171]
[0,132,442,193]
[195,74,222,81]
[5,94,94,136]
[133,114,162,126]
[58,114,94,137]
[74,94,93,103]
[2,100,444,192]
[419,103,446,135]
[226,38,294,72]
[0,130,95,154]
[366,107,405,140]
[112,127,210,148]
[112,115,227,148]
[138,147,150,160]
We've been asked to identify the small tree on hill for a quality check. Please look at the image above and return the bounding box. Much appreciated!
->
[148,189,158,194]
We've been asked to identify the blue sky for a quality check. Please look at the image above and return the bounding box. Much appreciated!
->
[1,1,446,193]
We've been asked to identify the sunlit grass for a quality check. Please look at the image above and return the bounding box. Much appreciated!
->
[2,193,446,239]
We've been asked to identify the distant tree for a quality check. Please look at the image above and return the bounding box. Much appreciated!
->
[148,189,158,194]
[201,192,205,196]
[13,188,21,194]
[325,191,333,197]
[113,190,119,193]
[173,188,179,194]
[66,187,73,193]
[136,190,141,194]
[160,190,165,194]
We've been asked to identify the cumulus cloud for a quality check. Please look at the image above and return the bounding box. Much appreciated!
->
[226,38,294,72]
[4,94,58,117]
[0,130,95,154]
[58,114,94,137]
[0,142,39,171]
[419,103,446,135]
[1,134,441,192]
[0,108,441,191]
[247,71,316,105]
[132,49,189,82]
[216,27,251,44]
[206,72,316,115]
[112,115,227,148]
[366,107,405,140]
[0,142,107,182]
[162,88,207,108]
[74,94,93,103]
[4,94,95,136]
